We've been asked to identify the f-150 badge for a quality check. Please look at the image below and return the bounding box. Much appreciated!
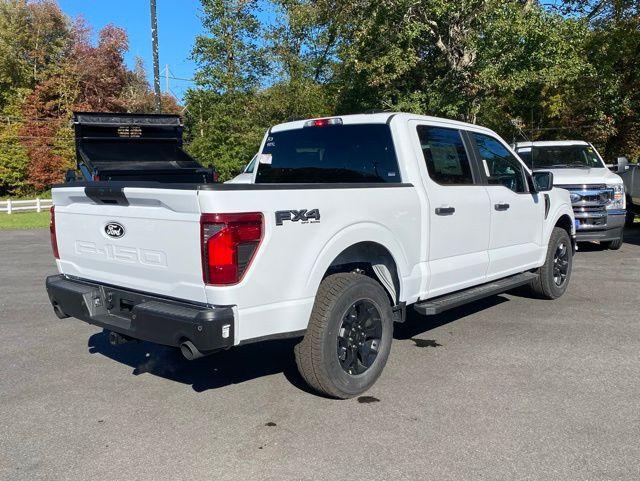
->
[275,209,321,226]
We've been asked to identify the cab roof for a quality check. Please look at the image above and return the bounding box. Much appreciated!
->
[270,112,497,136]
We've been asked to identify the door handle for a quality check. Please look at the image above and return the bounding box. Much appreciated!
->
[494,203,510,211]
[435,207,455,216]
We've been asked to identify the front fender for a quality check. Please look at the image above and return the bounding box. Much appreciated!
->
[543,187,575,248]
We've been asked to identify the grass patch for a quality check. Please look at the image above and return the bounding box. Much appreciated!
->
[0,211,50,230]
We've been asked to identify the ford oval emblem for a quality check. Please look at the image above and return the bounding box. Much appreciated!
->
[570,193,582,203]
[105,222,125,239]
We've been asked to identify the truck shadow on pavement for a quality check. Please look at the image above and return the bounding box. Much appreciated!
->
[87,295,509,395]
[87,331,311,394]
[622,224,640,246]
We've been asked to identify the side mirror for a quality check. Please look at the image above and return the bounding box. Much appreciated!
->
[617,156,629,174]
[65,169,77,183]
[532,171,554,192]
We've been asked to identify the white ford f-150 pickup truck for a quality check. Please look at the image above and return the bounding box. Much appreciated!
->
[514,141,626,249]
[46,113,575,398]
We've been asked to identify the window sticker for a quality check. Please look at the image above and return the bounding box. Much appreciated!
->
[259,153,273,165]
[431,144,463,175]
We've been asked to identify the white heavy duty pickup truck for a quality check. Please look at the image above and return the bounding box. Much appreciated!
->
[46,113,575,398]
[514,141,626,249]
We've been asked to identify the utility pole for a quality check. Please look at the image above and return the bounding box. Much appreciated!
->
[150,0,161,113]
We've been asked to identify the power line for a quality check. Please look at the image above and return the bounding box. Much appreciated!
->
[168,67,196,83]
[168,75,196,82]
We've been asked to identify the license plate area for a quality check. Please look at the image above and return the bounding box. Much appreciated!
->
[103,287,155,321]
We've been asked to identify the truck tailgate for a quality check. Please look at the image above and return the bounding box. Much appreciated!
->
[52,186,206,303]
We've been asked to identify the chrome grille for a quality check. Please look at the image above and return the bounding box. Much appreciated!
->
[556,184,612,229]
[557,184,613,208]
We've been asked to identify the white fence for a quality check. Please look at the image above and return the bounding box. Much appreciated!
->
[0,198,52,214]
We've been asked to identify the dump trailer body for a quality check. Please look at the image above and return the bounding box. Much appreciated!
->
[73,112,215,183]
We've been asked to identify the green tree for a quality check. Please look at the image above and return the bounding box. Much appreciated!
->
[192,0,266,93]
[185,0,338,180]
[332,0,590,132]
[0,0,68,110]
[185,0,640,174]
[0,97,30,194]
[551,0,640,161]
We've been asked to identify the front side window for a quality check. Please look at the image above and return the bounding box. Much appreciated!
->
[255,124,400,183]
[473,133,527,193]
[417,126,474,185]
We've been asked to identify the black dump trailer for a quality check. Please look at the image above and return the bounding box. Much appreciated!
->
[618,161,640,226]
[72,112,216,183]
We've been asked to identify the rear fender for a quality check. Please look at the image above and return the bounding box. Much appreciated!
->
[305,222,410,302]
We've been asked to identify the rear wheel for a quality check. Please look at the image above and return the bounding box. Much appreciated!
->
[295,273,393,399]
[529,227,573,299]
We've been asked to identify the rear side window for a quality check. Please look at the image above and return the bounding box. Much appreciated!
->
[416,126,474,185]
[255,124,400,183]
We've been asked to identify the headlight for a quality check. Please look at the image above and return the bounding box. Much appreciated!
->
[607,183,626,210]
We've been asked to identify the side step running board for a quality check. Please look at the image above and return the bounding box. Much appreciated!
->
[414,272,537,316]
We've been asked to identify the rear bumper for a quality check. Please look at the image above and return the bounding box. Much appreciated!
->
[575,212,625,242]
[45,275,234,352]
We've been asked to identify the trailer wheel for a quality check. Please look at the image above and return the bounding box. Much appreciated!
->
[295,273,393,399]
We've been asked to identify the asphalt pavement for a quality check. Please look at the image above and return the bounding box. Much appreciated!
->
[1,227,639,481]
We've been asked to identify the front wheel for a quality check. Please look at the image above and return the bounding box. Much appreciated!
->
[295,273,393,399]
[529,227,573,299]
[601,236,623,250]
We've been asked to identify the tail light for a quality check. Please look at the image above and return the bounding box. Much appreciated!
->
[50,206,59,259]
[201,213,263,285]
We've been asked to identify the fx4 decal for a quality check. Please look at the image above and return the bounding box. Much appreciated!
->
[275,209,321,226]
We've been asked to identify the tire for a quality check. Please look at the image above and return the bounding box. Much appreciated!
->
[602,236,623,250]
[294,273,393,399]
[529,227,573,299]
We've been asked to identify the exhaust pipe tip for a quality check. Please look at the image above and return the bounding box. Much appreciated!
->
[180,340,204,361]
[108,331,132,346]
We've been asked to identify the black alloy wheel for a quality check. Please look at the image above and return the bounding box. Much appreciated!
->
[337,300,383,375]
[553,241,570,286]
